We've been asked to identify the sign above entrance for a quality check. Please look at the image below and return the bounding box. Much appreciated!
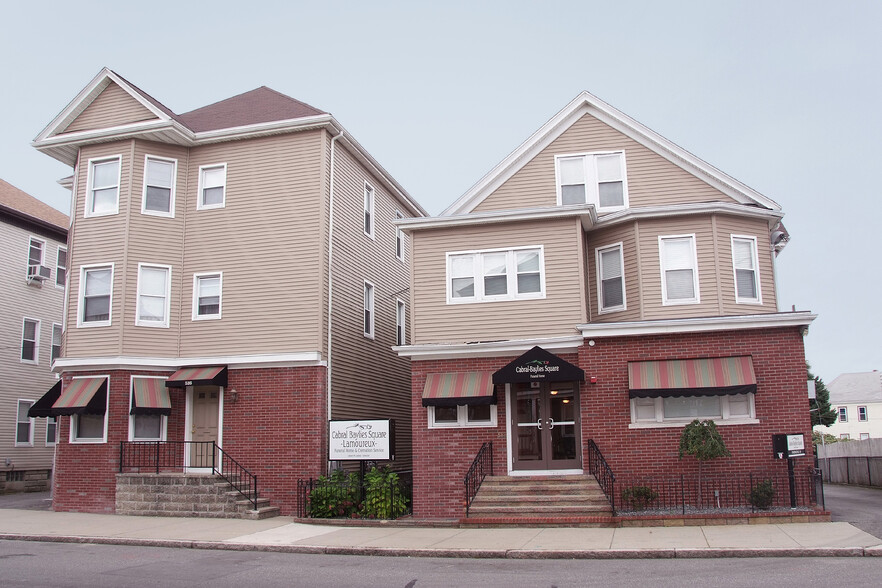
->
[329,419,395,461]
[492,346,585,384]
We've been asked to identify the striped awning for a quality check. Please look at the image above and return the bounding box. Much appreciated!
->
[131,378,171,415]
[628,356,757,399]
[29,380,62,418]
[50,377,107,416]
[165,366,227,388]
[422,372,496,407]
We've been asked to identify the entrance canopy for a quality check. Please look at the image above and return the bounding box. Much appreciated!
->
[422,372,496,407]
[28,380,62,418]
[628,356,757,399]
[131,378,172,415]
[165,366,227,388]
[493,346,584,384]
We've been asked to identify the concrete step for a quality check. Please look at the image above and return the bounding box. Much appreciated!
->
[242,505,282,520]
[466,474,613,521]
[471,493,609,505]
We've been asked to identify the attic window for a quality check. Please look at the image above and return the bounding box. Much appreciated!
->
[555,151,628,211]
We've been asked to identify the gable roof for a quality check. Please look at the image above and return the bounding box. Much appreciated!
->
[443,91,781,216]
[177,86,326,132]
[0,178,68,234]
[828,371,882,403]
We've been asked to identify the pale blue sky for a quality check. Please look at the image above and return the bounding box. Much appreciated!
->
[1,1,879,383]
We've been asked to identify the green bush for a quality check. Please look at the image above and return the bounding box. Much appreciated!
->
[621,485,659,510]
[360,466,408,519]
[307,466,409,519]
[747,479,775,510]
[308,469,360,518]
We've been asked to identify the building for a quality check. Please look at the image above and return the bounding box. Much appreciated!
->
[30,68,425,514]
[395,92,816,519]
[0,178,68,493]
[818,371,882,440]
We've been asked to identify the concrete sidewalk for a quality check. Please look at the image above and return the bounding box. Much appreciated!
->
[1,508,881,558]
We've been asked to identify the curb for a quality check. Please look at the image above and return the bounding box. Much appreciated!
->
[1,534,878,558]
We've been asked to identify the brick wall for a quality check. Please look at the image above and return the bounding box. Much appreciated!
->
[410,327,811,519]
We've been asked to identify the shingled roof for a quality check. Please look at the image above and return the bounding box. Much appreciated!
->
[0,178,68,233]
[177,86,326,133]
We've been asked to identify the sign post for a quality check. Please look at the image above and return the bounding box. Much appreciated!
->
[772,433,805,508]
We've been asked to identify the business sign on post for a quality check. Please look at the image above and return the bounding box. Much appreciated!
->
[329,419,394,461]
[786,434,805,458]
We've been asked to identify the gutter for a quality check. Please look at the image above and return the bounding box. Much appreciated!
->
[326,129,343,470]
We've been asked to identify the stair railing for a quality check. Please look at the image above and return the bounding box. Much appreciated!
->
[463,441,493,516]
[587,439,616,515]
[214,443,259,510]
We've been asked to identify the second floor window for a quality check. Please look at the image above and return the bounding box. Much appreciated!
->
[136,264,171,327]
[193,273,222,319]
[21,318,39,363]
[364,281,375,338]
[364,182,375,237]
[51,323,62,363]
[838,407,847,422]
[659,235,699,305]
[596,243,625,312]
[395,211,404,260]
[858,406,868,421]
[198,164,226,209]
[447,247,545,304]
[56,247,67,288]
[556,151,628,211]
[143,156,176,216]
[80,265,113,325]
[87,156,121,216]
[732,236,761,303]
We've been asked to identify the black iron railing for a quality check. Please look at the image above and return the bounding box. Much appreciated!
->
[464,441,494,516]
[587,439,616,515]
[119,441,259,509]
[296,469,412,519]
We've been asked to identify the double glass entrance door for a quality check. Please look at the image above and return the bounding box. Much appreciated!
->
[512,382,580,470]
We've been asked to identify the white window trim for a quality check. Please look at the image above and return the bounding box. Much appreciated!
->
[446,246,546,305]
[840,433,850,440]
[197,163,227,210]
[595,242,626,313]
[135,263,171,328]
[363,182,375,239]
[69,375,109,444]
[192,272,223,320]
[554,150,629,212]
[27,236,46,280]
[77,263,114,328]
[363,280,375,339]
[659,234,700,305]
[51,322,62,365]
[141,154,177,218]
[15,399,35,447]
[731,234,762,304]
[20,317,40,364]
[128,375,168,442]
[56,246,68,289]
[85,155,122,218]
[858,406,868,422]
[395,210,404,261]
[629,394,758,429]
[860,433,870,441]
[838,406,848,422]
[427,404,498,429]
[396,298,406,346]
[46,416,58,446]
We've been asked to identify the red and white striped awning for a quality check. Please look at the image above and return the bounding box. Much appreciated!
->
[628,356,757,399]
[422,372,496,407]
[165,366,227,388]
[131,378,171,415]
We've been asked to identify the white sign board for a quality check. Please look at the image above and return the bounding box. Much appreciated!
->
[329,420,393,461]
[787,434,805,457]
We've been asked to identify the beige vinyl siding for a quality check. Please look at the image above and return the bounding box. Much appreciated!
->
[64,82,158,134]
[326,142,413,468]
[411,217,585,344]
[714,215,778,314]
[585,223,642,323]
[474,113,739,213]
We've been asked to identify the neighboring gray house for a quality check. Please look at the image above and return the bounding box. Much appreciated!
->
[0,178,68,492]
[818,371,882,441]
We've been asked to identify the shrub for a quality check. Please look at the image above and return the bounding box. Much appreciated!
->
[748,479,775,510]
[308,469,360,518]
[621,485,659,511]
[360,466,408,519]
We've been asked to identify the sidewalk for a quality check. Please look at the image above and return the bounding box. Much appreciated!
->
[1,507,881,558]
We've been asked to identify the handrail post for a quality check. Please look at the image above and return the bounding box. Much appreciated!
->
[212,441,217,474]
[155,441,160,474]
[119,441,124,473]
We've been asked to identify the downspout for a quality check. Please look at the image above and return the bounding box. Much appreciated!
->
[326,129,343,472]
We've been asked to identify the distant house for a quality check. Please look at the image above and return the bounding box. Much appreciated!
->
[818,371,882,441]
[0,178,68,493]
[30,68,425,514]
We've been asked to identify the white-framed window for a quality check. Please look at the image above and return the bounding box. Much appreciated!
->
[78,264,113,327]
[27,237,45,280]
[363,281,375,338]
[838,407,848,422]
[396,299,406,346]
[731,235,761,304]
[71,376,108,444]
[363,182,375,238]
[858,406,868,422]
[56,246,67,288]
[128,376,167,442]
[596,243,625,313]
[46,416,58,446]
[16,400,35,446]
[447,246,545,304]
[136,264,171,328]
[395,210,404,260]
[21,318,39,363]
[659,235,699,305]
[428,404,497,428]
[51,323,62,364]
[840,433,850,440]
[86,156,121,217]
[142,155,177,216]
[192,272,222,320]
[197,163,226,210]
[860,433,870,441]
[555,151,628,211]
[630,394,756,428]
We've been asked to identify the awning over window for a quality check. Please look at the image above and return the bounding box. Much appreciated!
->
[131,378,171,416]
[493,346,585,384]
[28,380,62,418]
[165,366,227,388]
[422,372,496,407]
[49,377,108,416]
[628,356,757,399]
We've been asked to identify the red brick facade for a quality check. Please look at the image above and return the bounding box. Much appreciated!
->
[52,366,327,515]
[411,327,813,519]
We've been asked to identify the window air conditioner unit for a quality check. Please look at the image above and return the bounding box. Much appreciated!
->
[28,264,51,281]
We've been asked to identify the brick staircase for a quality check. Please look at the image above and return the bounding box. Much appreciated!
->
[115,473,280,520]
[462,474,614,526]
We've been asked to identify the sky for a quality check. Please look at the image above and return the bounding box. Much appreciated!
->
[1,1,879,383]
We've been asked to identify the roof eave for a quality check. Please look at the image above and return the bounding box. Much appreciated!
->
[396,204,595,232]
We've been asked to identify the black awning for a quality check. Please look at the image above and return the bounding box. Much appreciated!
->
[493,346,585,384]
[29,380,62,418]
[44,377,107,416]
[165,366,227,388]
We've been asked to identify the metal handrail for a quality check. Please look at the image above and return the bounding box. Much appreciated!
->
[215,443,259,510]
[587,439,616,515]
[463,441,493,516]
